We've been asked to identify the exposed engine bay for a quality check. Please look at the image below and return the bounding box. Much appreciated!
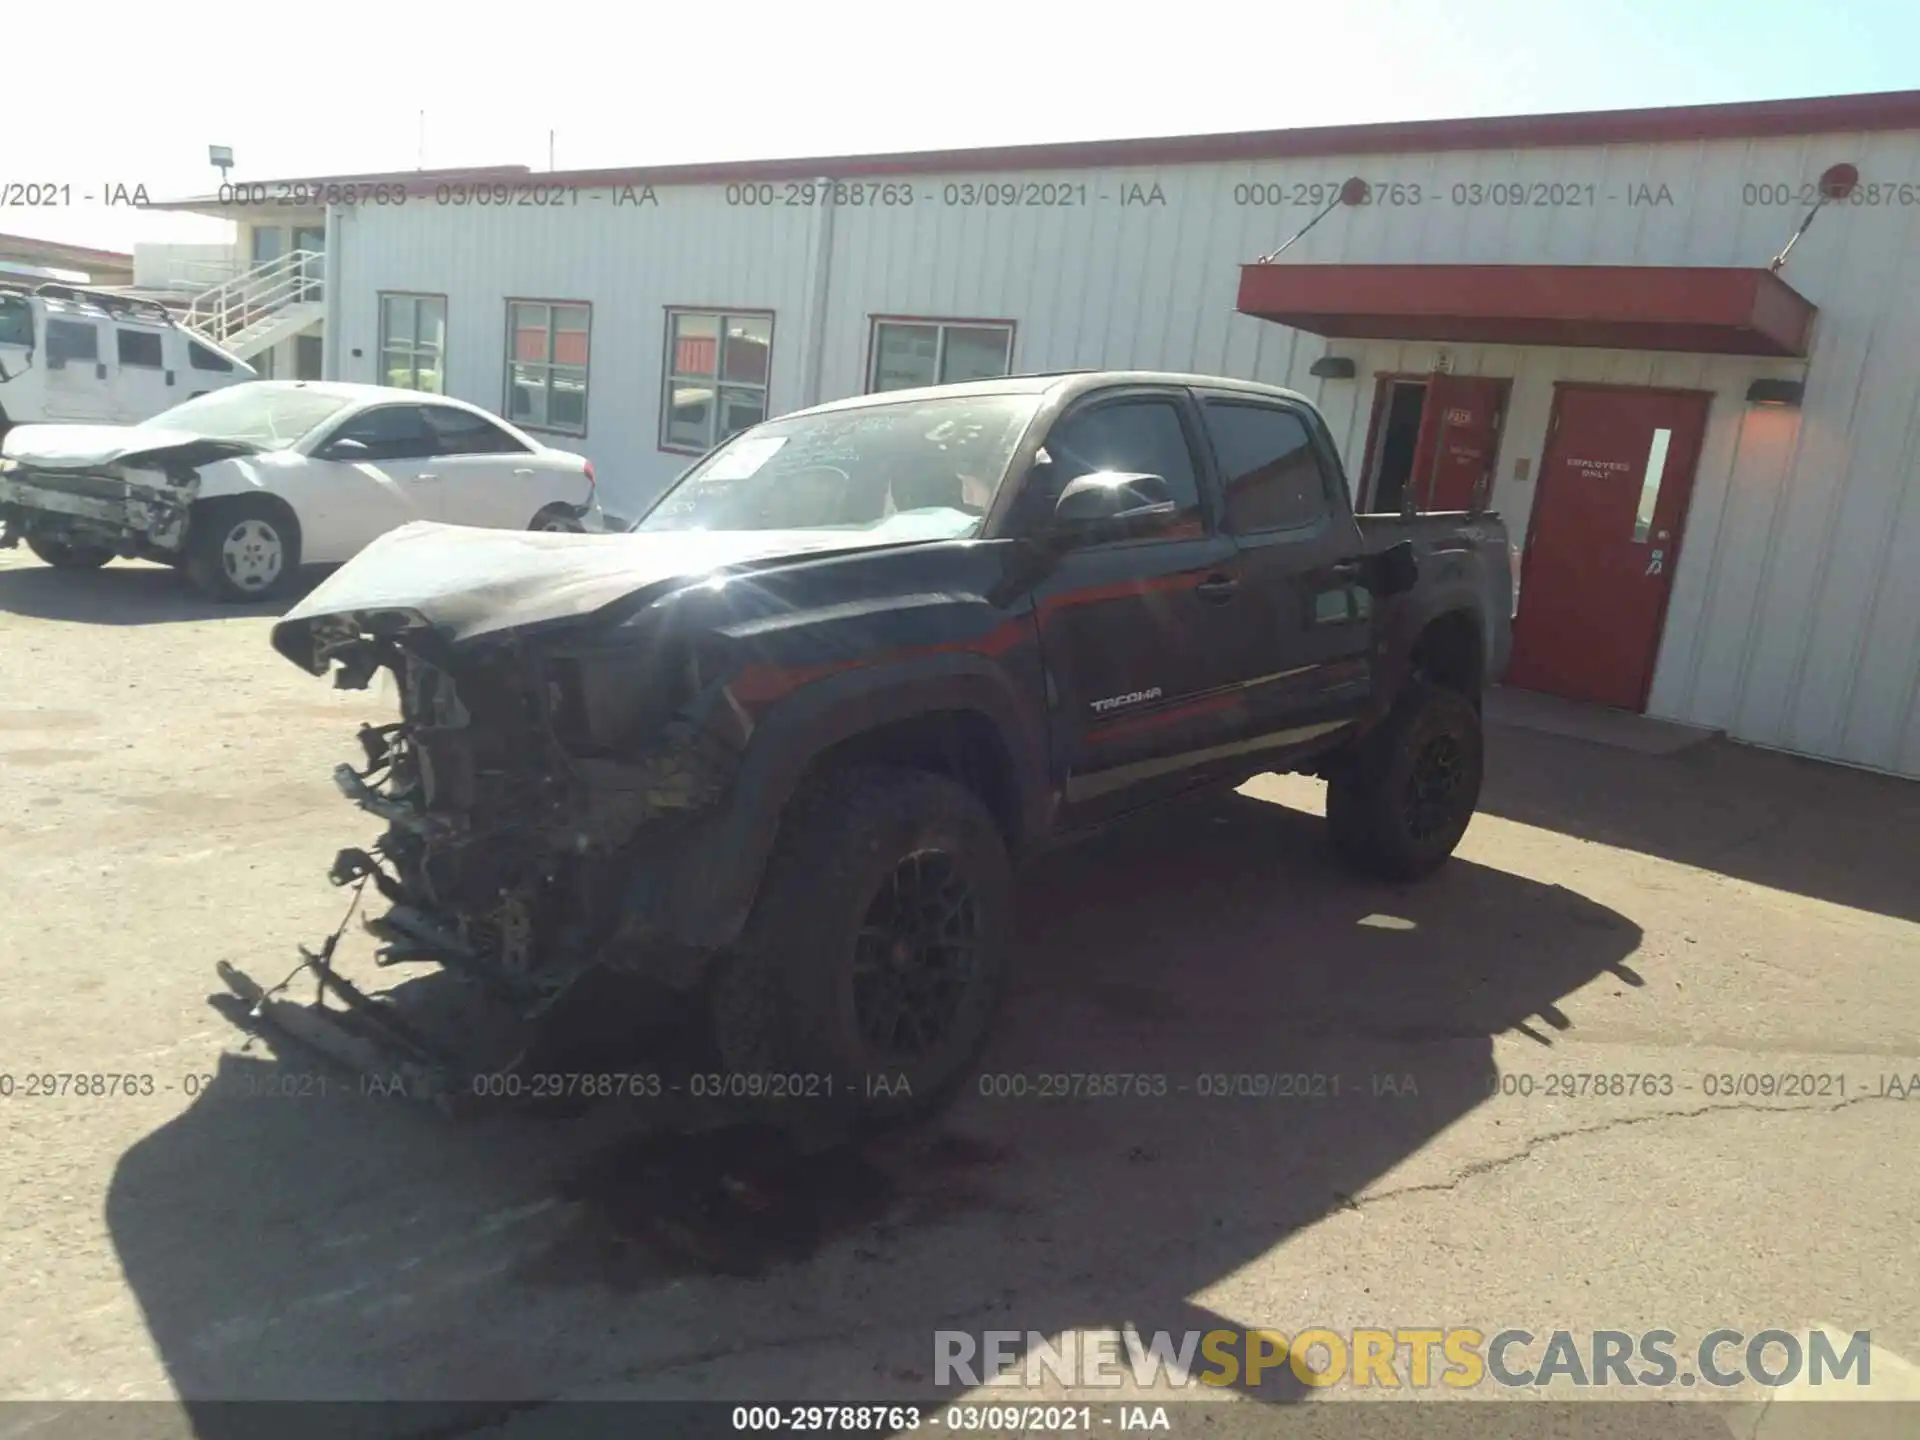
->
[312,613,739,1013]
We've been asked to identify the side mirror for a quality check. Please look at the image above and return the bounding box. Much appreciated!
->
[1049,471,1180,545]
[1364,539,1420,596]
[320,436,370,461]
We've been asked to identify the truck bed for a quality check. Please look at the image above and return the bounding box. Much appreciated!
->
[1356,508,1517,687]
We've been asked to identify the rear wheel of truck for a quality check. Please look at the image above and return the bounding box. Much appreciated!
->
[26,535,114,571]
[183,497,301,603]
[1325,681,1483,882]
[710,764,1014,1131]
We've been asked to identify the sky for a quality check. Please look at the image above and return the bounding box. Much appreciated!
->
[4,0,1915,254]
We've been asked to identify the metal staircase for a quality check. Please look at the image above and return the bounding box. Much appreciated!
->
[183,250,325,361]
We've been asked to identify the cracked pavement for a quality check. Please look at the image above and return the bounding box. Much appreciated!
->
[1,549,1917,1437]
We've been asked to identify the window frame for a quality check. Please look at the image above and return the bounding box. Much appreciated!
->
[864,314,1017,395]
[658,305,775,456]
[504,296,592,438]
[377,290,448,396]
[1197,396,1340,537]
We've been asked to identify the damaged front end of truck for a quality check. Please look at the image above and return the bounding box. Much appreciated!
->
[213,524,794,1106]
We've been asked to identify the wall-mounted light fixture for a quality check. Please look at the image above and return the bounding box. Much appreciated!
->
[1745,378,1805,408]
[1310,355,1356,379]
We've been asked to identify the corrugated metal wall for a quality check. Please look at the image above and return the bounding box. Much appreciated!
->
[334,129,1920,777]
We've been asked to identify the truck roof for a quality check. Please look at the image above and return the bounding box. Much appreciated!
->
[791,370,1317,418]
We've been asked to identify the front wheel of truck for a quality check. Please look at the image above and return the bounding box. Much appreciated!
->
[709,764,1015,1131]
[1326,681,1483,882]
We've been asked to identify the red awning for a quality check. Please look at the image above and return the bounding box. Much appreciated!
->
[1236,263,1815,357]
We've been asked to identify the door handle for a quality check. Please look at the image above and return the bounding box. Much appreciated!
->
[1195,573,1240,603]
[415,472,439,482]
[1330,558,1364,580]
[513,467,535,477]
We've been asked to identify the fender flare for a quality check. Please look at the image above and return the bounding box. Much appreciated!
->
[660,651,1051,951]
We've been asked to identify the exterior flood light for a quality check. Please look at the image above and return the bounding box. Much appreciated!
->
[1745,379,1804,408]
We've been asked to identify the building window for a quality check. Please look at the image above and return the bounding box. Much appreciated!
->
[868,319,1014,393]
[379,293,446,394]
[507,300,590,436]
[661,309,772,452]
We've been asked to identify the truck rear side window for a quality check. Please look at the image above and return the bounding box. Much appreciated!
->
[189,340,234,373]
[118,328,164,368]
[1202,402,1332,533]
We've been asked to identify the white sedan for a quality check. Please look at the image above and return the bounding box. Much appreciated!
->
[0,381,604,601]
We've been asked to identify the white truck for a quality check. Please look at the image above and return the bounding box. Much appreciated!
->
[0,282,255,441]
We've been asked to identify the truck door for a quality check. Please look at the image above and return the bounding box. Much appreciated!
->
[1021,386,1256,827]
[41,316,112,421]
[1192,392,1374,751]
[110,325,175,422]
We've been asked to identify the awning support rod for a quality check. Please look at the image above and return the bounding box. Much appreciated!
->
[1255,178,1371,264]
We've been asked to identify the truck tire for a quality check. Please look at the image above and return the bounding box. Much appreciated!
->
[1324,681,1483,882]
[183,496,302,603]
[709,764,1014,1129]
[26,535,114,571]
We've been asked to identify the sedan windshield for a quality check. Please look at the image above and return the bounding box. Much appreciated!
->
[635,392,1041,537]
[140,385,356,449]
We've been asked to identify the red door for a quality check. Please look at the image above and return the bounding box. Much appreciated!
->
[1407,376,1507,511]
[1507,386,1711,711]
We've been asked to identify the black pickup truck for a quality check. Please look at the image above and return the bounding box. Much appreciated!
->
[257,371,1512,1121]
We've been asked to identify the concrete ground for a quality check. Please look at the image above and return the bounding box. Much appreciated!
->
[2,550,1918,1440]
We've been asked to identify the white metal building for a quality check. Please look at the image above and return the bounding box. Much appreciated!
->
[165,91,1920,778]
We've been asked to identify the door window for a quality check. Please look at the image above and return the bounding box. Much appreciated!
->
[323,405,438,462]
[1028,397,1204,534]
[420,404,531,455]
[1201,402,1332,533]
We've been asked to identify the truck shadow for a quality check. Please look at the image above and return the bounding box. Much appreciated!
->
[101,784,1643,1429]
[0,559,329,625]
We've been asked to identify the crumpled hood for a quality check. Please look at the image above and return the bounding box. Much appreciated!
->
[272,520,929,672]
[1,423,260,470]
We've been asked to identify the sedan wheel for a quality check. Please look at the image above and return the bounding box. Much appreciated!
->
[221,518,286,592]
[184,499,301,603]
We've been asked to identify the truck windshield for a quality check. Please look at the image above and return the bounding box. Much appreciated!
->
[140,385,355,449]
[634,392,1041,537]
